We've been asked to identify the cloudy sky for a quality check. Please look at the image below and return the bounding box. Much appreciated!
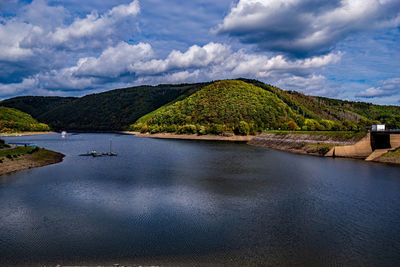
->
[0,0,399,104]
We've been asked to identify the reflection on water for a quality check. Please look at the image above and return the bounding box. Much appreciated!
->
[0,133,400,265]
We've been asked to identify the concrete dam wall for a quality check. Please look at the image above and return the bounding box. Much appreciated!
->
[325,132,400,160]
[325,134,372,159]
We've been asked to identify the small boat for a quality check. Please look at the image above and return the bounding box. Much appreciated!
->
[61,131,67,138]
[79,150,103,157]
[91,151,104,157]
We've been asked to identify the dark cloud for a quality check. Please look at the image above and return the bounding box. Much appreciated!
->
[215,0,400,57]
[0,62,36,84]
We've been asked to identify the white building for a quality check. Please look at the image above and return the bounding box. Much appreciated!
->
[372,124,385,131]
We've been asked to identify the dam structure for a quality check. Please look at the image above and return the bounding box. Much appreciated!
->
[326,130,400,161]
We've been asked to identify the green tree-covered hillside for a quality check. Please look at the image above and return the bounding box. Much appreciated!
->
[1,83,208,131]
[0,107,50,132]
[132,80,302,134]
[0,96,77,119]
[2,79,399,133]
[239,78,400,128]
[131,79,400,135]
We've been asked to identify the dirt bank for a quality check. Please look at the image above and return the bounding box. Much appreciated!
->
[0,148,64,176]
[248,132,365,156]
[122,131,255,142]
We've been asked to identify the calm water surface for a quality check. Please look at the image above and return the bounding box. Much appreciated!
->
[1,133,400,266]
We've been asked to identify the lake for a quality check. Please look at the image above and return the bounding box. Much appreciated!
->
[1,133,400,266]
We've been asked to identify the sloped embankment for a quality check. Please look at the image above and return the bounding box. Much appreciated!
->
[248,132,365,156]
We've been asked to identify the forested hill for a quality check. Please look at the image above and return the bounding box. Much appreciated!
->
[0,83,209,131]
[131,79,400,135]
[0,96,77,119]
[0,106,50,132]
[1,79,400,132]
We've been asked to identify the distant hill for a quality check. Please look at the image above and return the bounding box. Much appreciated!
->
[0,106,50,132]
[131,79,400,135]
[1,79,399,132]
[132,80,302,134]
[1,83,209,131]
[0,96,77,119]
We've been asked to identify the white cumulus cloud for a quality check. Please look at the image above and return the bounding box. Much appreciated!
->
[0,41,341,98]
[72,42,154,78]
[0,21,34,61]
[356,78,400,98]
[48,0,139,49]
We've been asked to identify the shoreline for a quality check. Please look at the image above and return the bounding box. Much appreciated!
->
[0,131,57,137]
[0,148,64,176]
[122,131,255,142]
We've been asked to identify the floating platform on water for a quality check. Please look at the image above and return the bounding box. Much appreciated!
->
[79,140,117,157]
[79,151,117,157]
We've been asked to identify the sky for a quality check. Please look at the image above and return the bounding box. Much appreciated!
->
[0,0,399,105]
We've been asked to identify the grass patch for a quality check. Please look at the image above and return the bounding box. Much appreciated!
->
[381,148,400,158]
[0,146,59,163]
[0,146,36,158]
[30,149,59,162]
